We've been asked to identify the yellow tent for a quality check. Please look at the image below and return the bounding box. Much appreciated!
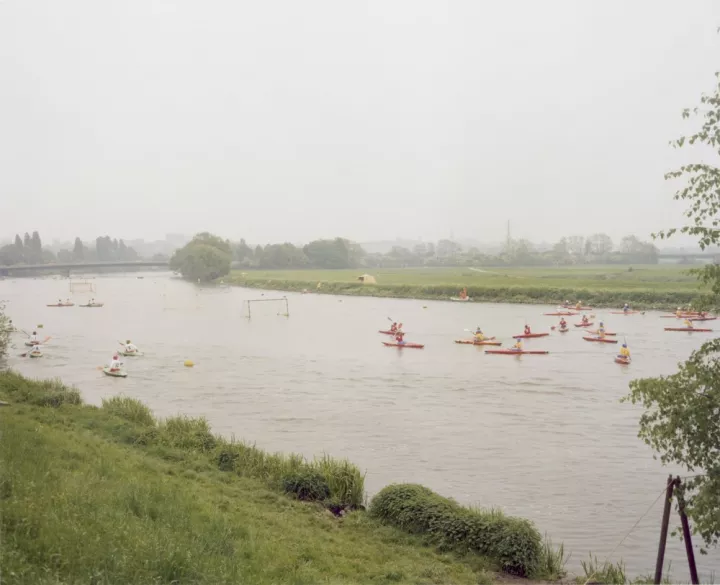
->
[357,274,377,284]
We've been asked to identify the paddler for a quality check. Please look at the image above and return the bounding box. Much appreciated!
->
[683,318,694,329]
[474,327,485,342]
[394,330,406,345]
[597,322,606,338]
[623,303,630,314]
[124,340,139,354]
[108,353,123,372]
[523,325,531,335]
[676,307,683,318]
[575,300,582,310]
[28,345,42,358]
[511,339,523,351]
[29,331,39,345]
[581,314,589,326]
[617,343,631,360]
[390,322,398,333]
[397,323,404,333]
[559,317,567,329]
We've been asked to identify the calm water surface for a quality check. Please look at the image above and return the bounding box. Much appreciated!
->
[2,274,718,578]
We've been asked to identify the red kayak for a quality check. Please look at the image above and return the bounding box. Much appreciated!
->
[378,330,407,335]
[615,356,631,365]
[690,317,717,321]
[664,327,713,333]
[544,311,577,316]
[513,332,549,339]
[574,322,593,327]
[485,349,549,355]
[382,341,425,349]
[610,311,643,315]
[455,339,502,346]
[583,336,618,344]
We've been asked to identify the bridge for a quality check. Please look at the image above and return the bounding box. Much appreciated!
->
[0,260,169,277]
[657,252,720,264]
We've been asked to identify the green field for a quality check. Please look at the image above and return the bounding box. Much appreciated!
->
[0,372,516,585]
[230,265,707,309]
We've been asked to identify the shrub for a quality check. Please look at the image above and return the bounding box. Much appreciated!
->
[0,373,82,408]
[282,470,330,502]
[370,484,541,577]
[311,455,365,509]
[102,396,155,426]
[158,416,217,452]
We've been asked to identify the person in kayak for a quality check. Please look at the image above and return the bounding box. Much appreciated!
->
[623,303,630,314]
[397,323,404,333]
[28,346,42,357]
[523,325,531,335]
[124,340,139,354]
[581,315,590,326]
[597,322,606,338]
[390,322,398,333]
[683,318,694,329]
[617,343,630,360]
[394,330,406,345]
[29,331,39,345]
[675,307,684,318]
[511,339,523,351]
[109,353,123,372]
[474,327,485,342]
[575,300,582,310]
[559,318,567,329]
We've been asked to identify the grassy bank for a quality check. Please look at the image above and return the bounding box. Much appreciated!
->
[228,266,706,310]
[0,372,562,585]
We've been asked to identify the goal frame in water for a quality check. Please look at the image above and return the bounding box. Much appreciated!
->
[69,280,95,293]
[245,297,289,319]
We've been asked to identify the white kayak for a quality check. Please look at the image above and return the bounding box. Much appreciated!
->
[28,351,43,358]
[103,367,127,378]
[450,297,472,302]
[120,350,143,357]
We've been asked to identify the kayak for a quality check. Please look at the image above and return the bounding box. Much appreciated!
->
[544,312,577,316]
[28,351,43,358]
[513,332,549,339]
[382,341,424,349]
[583,336,618,344]
[615,356,631,365]
[690,317,717,321]
[79,303,104,308]
[664,327,713,332]
[103,367,128,377]
[585,330,616,336]
[610,311,642,315]
[563,306,593,311]
[378,330,407,335]
[558,327,569,333]
[120,350,143,357]
[485,349,549,355]
[450,297,471,302]
[46,303,74,307]
[454,339,502,346]
[574,322,593,327]
[24,341,40,347]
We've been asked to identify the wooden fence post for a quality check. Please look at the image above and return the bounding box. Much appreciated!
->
[675,477,699,585]
[654,475,677,584]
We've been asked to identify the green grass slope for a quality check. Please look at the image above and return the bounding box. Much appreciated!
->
[0,373,491,585]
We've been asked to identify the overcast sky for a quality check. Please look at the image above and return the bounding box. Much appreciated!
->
[1,0,718,246]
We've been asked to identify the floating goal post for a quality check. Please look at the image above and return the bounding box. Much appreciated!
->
[69,279,95,293]
[245,297,289,319]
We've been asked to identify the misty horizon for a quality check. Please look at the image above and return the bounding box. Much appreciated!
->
[2,0,719,246]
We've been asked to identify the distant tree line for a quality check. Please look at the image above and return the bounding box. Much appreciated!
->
[228,233,659,270]
[0,232,138,266]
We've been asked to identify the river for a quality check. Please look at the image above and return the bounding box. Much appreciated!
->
[2,273,717,579]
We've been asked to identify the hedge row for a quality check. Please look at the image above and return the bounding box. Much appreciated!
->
[370,484,542,577]
[230,278,699,310]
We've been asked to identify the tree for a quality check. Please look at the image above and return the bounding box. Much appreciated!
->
[23,233,31,256]
[567,235,585,256]
[619,235,658,264]
[57,249,73,263]
[437,239,461,258]
[0,244,23,266]
[587,233,613,256]
[169,232,232,281]
[234,239,254,263]
[30,231,42,263]
[626,71,720,550]
[303,238,359,269]
[73,238,85,261]
[551,238,570,263]
[14,234,22,250]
